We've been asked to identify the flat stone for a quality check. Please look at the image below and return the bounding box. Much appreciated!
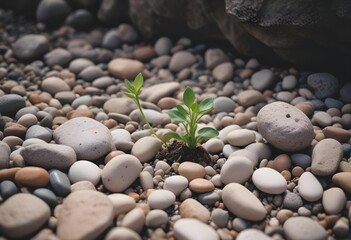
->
[220,156,253,184]
[33,188,57,208]
[12,34,50,62]
[103,97,137,115]
[0,94,25,117]
[120,208,145,233]
[227,129,256,147]
[15,167,49,187]
[174,218,219,240]
[57,190,114,240]
[49,169,71,197]
[140,82,180,103]
[322,187,346,214]
[311,138,342,176]
[108,193,136,216]
[0,193,51,238]
[21,143,76,170]
[252,167,287,194]
[178,161,206,181]
[147,189,175,209]
[257,101,314,151]
[53,117,113,161]
[145,209,168,228]
[251,69,274,91]
[298,172,323,202]
[332,172,351,193]
[102,154,142,192]
[179,198,210,223]
[164,175,188,196]
[131,137,161,163]
[212,62,234,82]
[205,48,229,69]
[106,227,141,240]
[237,89,265,107]
[169,51,196,72]
[283,217,327,240]
[307,73,339,99]
[68,160,101,186]
[44,48,72,67]
[213,96,236,113]
[237,229,273,240]
[108,58,144,80]
[41,77,70,95]
[189,178,215,193]
[222,183,266,221]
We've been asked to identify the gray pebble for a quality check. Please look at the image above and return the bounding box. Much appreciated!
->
[213,97,236,113]
[232,217,249,232]
[12,35,50,62]
[282,75,297,90]
[78,65,104,82]
[0,94,25,117]
[36,0,71,26]
[25,125,52,142]
[340,83,351,103]
[0,180,18,199]
[283,217,327,240]
[211,208,229,228]
[282,192,303,211]
[290,153,311,169]
[205,48,229,69]
[0,141,10,169]
[102,30,121,50]
[198,191,220,206]
[154,37,173,56]
[44,48,72,67]
[69,58,94,74]
[251,69,274,91]
[33,188,57,208]
[49,169,71,197]
[307,73,339,99]
[65,9,94,30]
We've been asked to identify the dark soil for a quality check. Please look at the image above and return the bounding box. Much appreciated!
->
[156,141,212,166]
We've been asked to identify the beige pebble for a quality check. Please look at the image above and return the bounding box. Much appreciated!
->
[178,161,206,181]
[189,178,215,193]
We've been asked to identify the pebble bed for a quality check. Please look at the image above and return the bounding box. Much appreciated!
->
[0,7,351,240]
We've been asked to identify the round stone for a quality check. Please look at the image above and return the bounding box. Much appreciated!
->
[251,69,274,91]
[26,125,52,142]
[108,58,144,80]
[103,97,136,115]
[0,180,18,199]
[33,188,57,208]
[102,154,142,192]
[12,35,50,62]
[178,162,206,181]
[0,141,10,169]
[69,58,94,74]
[147,189,175,209]
[213,96,236,113]
[227,129,256,147]
[211,208,229,228]
[0,94,25,117]
[154,37,173,55]
[49,169,71,197]
[78,65,104,82]
[68,160,101,186]
[15,167,49,187]
[307,73,339,99]
[121,207,145,233]
[145,209,169,228]
[257,101,314,151]
[179,198,210,223]
[237,229,273,240]
[169,51,196,72]
[220,156,253,184]
[332,172,351,193]
[212,62,234,82]
[228,149,258,168]
[163,175,188,196]
[108,193,136,216]
[174,218,219,240]
[205,48,229,69]
[282,75,298,90]
[203,138,224,154]
[36,0,71,25]
[131,137,161,163]
[237,90,265,107]
[283,217,327,240]
[189,178,215,193]
[106,227,141,240]
[44,48,72,67]
[322,187,346,214]
[252,167,287,194]
[41,77,70,96]
[298,172,323,202]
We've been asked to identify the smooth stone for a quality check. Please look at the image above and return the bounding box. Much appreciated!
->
[68,160,101,186]
[298,172,323,202]
[17,113,38,128]
[139,171,154,191]
[189,178,215,193]
[49,169,70,197]
[41,77,70,95]
[66,9,94,30]
[53,117,113,161]
[282,75,298,90]
[307,73,339,99]
[102,154,141,192]
[252,167,287,194]
[108,193,136,216]
[311,138,342,176]
[322,126,351,142]
[26,125,52,142]
[150,55,171,68]
[78,65,104,82]
[71,95,92,108]
[222,183,266,221]
[130,109,170,127]
[145,209,168,228]
[164,175,188,196]
[111,129,133,151]
[332,172,351,193]
[213,96,236,113]
[71,181,96,192]
[228,149,258,168]
[236,229,273,240]
[103,97,136,115]
[313,111,332,127]
[131,137,161,163]
[12,34,50,62]
[220,156,253,184]
[69,58,94,74]
[169,51,196,72]
[102,30,121,50]
[205,48,229,69]
[147,189,175,209]
[21,143,76,170]
[55,91,77,105]
[0,180,18,199]
[36,0,71,25]
[178,161,206,181]
[108,58,144,80]
[203,138,224,154]
[227,129,256,147]
[237,90,265,107]
[290,153,311,169]
[268,154,291,172]
[92,76,114,89]
[282,192,303,211]
[57,190,114,240]
[115,24,138,43]
[283,217,327,240]
[0,94,25,117]
[257,101,314,151]
[322,187,346,214]
[211,208,229,228]
[218,125,241,143]
[198,191,220,206]
[44,48,72,67]
[179,198,210,223]
[106,227,141,240]
[245,142,272,160]
[251,69,274,91]
[120,208,145,233]
[333,217,349,237]
[0,141,10,169]
[15,167,49,187]
[340,83,351,103]
[154,37,173,55]
[0,193,50,238]
[0,168,21,181]
[33,188,57,208]
[212,62,234,82]
[174,218,219,240]
[140,82,180,104]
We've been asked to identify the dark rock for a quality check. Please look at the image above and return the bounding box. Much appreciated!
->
[97,0,129,25]
[66,9,95,30]
[0,180,18,199]
[12,35,50,62]
[116,23,138,44]
[0,94,25,117]
[49,169,71,197]
[33,188,57,207]
[44,48,72,67]
[102,30,122,50]
[36,0,71,26]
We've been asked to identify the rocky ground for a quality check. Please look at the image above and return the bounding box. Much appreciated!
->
[0,6,351,240]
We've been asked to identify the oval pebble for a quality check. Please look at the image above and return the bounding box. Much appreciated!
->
[227,129,256,147]
[33,188,57,208]
[147,189,175,209]
[15,167,49,187]
[174,218,219,240]
[0,180,18,199]
[180,198,210,223]
[252,167,287,194]
[0,141,10,169]
[332,172,351,193]
[322,187,346,215]
[108,193,136,216]
[164,175,188,196]
[298,172,323,202]
[121,208,145,233]
[283,216,327,240]
[203,138,224,154]
[178,162,206,181]
[106,227,141,240]
[68,160,101,186]
[211,208,229,228]
[236,229,273,240]
[189,178,214,193]
[220,156,253,184]
[228,149,258,168]
[145,209,168,228]
[49,169,71,197]
[131,136,161,163]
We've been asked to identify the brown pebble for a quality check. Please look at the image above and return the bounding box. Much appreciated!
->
[67,109,94,119]
[189,178,214,193]
[233,112,251,126]
[221,116,235,127]
[276,209,293,224]
[178,162,206,181]
[104,150,125,164]
[273,154,291,172]
[15,167,49,187]
[332,172,351,193]
[291,166,304,177]
[315,131,325,141]
[4,123,27,139]
[322,126,351,142]
[103,119,118,129]
[295,102,314,118]
[133,46,156,62]
[28,93,43,105]
[281,170,292,181]
[0,167,21,181]
[239,69,252,79]
[128,192,140,202]
[157,97,178,110]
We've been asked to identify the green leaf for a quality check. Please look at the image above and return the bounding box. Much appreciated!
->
[168,109,187,123]
[161,132,183,142]
[183,87,196,108]
[124,92,136,99]
[124,79,135,93]
[199,98,214,113]
[176,105,188,116]
[134,73,143,91]
[197,127,219,139]
[190,102,199,113]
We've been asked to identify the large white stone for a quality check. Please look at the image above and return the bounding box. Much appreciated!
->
[252,167,287,194]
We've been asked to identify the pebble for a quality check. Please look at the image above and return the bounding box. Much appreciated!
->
[116,23,138,43]
[174,218,219,240]
[69,58,94,74]
[33,188,57,208]
[227,129,256,147]
[236,229,273,240]
[66,9,94,30]
[121,208,145,233]
[106,227,141,240]
[222,183,266,221]
[140,82,180,104]
[283,217,327,240]
[313,111,332,127]
[49,169,70,196]
[12,34,50,62]
[163,175,188,196]
[26,125,52,142]
[36,0,71,25]
[245,142,272,160]
[180,198,210,222]
[78,65,104,82]
[108,58,144,80]
[213,96,236,113]
[145,209,169,228]
[103,97,136,115]
[44,48,72,67]
[311,138,342,176]
[108,193,136,216]
[267,154,291,172]
[290,153,311,169]
[212,62,234,82]
[92,76,114,89]
[130,109,169,126]
[70,181,96,192]
[198,191,220,206]
[17,113,38,128]
[147,189,175,209]
[0,94,25,117]
[307,73,339,99]
[0,168,21,181]
[154,37,173,55]
[169,51,196,72]
[68,160,101,186]
[178,162,206,181]
[252,167,287,194]
[57,190,114,240]
[139,171,153,191]
[189,178,215,193]
[0,141,10,169]
[21,143,76,170]
[211,208,229,228]
[229,149,259,168]
[282,75,297,90]
[282,192,303,211]
[322,126,351,142]
[276,209,293,224]
[251,69,274,91]
[0,180,18,199]
[220,156,253,184]
[298,172,323,202]
[102,154,142,192]
[102,30,121,50]
[203,138,224,154]
[131,136,161,163]
[322,187,346,214]
[15,166,49,187]
[237,90,265,107]
[53,117,113,161]
[257,101,314,151]
[205,48,229,69]
[0,193,51,238]
[333,217,349,237]
[340,83,351,103]
[332,172,351,193]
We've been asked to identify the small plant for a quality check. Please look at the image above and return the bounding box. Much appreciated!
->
[162,87,219,148]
